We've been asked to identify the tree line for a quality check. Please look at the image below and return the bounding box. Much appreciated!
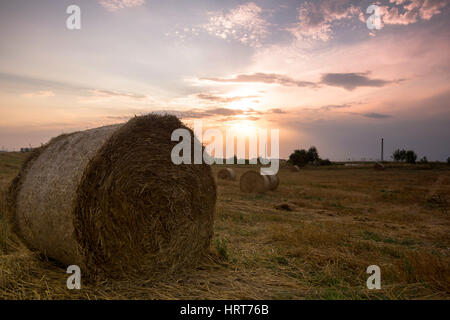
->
[288,146,449,165]
[391,149,432,164]
[288,146,332,166]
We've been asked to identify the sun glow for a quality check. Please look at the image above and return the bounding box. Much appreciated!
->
[227,118,258,136]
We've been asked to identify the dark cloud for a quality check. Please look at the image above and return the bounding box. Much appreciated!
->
[201,72,401,91]
[319,103,351,110]
[361,112,392,119]
[269,108,286,114]
[299,103,356,113]
[202,73,317,88]
[320,72,393,91]
[304,102,391,119]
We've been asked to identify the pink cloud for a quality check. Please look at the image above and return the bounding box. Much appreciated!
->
[417,0,447,20]
[201,73,318,88]
[203,2,268,47]
[380,0,447,26]
[289,0,360,41]
[99,0,145,12]
[380,5,418,25]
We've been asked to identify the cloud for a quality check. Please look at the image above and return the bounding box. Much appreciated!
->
[23,90,55,98]
[89,89,146,99]
[360,112,392,119]
[404,0,447,20]
[320,72,395,90]
[152,108,244,119]
[151,106,284,121]
[201,72,401,91]
[98,0,145,12]
[201,73,317,88]
[202,107,243,117]
[269,108,286,114]
[289,0,360,41]
[196,93,259,103]
[377,0,447,27]
[380,5,419,25]
[203,2,268,47]
[319,103,352,111]
[293,102,391,120]
[299,102,358,113]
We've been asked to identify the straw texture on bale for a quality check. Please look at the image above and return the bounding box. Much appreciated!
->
[239,170,275,193]
[217,168,236,181]
[5,114,216,278]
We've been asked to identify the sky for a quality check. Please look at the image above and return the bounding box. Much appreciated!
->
[0,0,449,161]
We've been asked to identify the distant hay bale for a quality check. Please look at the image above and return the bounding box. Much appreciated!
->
[217,168,236,181]
[290,165,300,172]
[374,162,385,171]
[5,114,216,278]
[239,170,269,193]
[239,170,279,193]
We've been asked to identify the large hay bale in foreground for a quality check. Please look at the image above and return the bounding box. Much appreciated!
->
[5,114,216,278]
[267,174,279,191]
[240,171,269,193]
[217,168,236,181]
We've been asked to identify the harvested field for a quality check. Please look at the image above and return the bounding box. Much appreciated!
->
[0,154,449,299]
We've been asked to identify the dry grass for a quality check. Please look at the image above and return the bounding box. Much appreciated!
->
[0,152,449,299]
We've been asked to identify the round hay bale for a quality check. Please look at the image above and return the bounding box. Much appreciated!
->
[217,168,236,181]
[239,170,270,193]
[5,114,216,278]
[290,165,300,172]
[374,162,385,171]
[267,175,279,191]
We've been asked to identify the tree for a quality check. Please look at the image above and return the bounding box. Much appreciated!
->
[392,149,407,162]
[405,150,417,164]
[419,156,428,163]
[447,157,450,165]
[318,158,332,166]
[288,149,309,167]
[289,146,326,166]
[306,146,319,163]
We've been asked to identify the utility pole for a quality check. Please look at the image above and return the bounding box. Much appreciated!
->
[381,138,384,162]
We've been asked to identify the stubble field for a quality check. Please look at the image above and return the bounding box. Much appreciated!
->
[0,152,449,299]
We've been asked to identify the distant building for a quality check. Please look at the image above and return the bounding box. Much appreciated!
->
[20,147,33,153]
